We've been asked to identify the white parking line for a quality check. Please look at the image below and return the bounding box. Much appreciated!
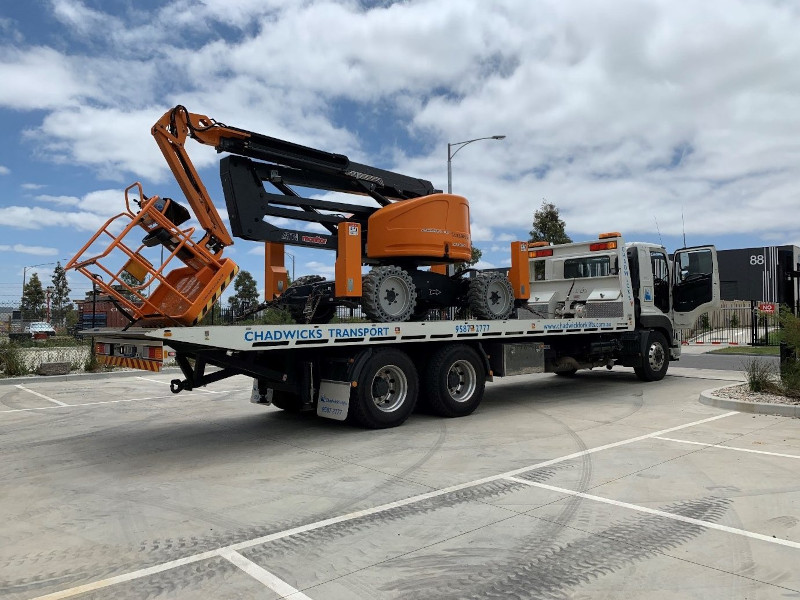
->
[506,476,800,550]
[137,376,221,393]
[0,391,234,414]
[654,436,800,459]
[14,384,69,406]
[27,410,738,600]
[218,549,313,599]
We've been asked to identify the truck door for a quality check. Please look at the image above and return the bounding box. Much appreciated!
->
[671,246,720,328]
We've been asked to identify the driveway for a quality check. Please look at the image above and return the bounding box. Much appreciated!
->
[1,366,798,599]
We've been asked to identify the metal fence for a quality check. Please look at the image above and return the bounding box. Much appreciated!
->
[677,300,782,346]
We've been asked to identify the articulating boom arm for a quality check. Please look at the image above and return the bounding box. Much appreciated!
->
[154,105,439,254]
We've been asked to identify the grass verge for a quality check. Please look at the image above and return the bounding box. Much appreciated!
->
[708,346,778,356]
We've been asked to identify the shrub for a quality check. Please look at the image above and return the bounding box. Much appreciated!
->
[0,341,30,377]
[742,357,779,394]
[83,351,101,373]
[729,313,740,328]
[259,308,295,325]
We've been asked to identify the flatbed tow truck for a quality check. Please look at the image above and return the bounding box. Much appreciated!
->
[86,233,720,428]
[66,106,720,428]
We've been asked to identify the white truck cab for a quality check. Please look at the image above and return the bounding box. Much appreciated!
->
[626,242,720,331]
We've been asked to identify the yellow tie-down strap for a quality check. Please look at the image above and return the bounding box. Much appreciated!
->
[97,355,162,372]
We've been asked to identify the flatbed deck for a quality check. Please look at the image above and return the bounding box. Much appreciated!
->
[85,315,635,353]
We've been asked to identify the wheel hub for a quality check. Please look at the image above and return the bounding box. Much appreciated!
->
[649,343,665,371]
[446,360,477,402]
[378,276,409,317]
[383,287,398,306]
[372,377,390,398]
[370,365,408,412]
[447,370,461,390]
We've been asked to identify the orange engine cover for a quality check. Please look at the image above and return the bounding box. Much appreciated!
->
[366,193,471,262]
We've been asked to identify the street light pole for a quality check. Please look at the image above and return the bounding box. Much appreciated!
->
[21,261,58,320]
[22,261,57,292]
[447,135,506,194]
[286,252,296,281]
[91,276,99,328]
[46,286,54,322]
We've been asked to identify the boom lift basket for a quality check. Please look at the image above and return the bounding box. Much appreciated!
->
[66,183,238,327]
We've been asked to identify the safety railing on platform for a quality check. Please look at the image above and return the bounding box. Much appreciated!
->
[66,183,238,328]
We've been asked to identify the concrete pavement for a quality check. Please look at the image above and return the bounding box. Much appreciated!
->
[2,366,799,599]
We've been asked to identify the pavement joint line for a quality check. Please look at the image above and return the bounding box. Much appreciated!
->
[0,391,234,414]
[654,436,800,459]
[26,410,738,600]
[217,549,313,599]
[505,475,800,551]
[14,384,69,406]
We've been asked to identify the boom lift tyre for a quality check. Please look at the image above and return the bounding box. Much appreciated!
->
[349,348,418,429]
[634,331,669,382]
[468,271,514,320]
[423,344,486,418]
[362,266,418,323]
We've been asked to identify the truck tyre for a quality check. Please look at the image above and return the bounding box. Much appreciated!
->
[271,391,303,412]
[362,266,417,322]
[554,369,578,377]
[350,349,418,428]
[634,331,669,382]
[468,272,514,320]
[424,344,485,418]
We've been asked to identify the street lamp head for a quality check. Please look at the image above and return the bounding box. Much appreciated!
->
[447,134,507,194]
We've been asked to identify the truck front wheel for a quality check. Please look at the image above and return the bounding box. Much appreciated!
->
[350,349,418,429]
[424,344,486,418]
[634,331,669,382]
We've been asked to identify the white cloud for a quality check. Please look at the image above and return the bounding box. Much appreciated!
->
[2,0,800,249]
[36,194,81,207]
[0,244,59,256]
[0,165,9,175]
[0,46,90,110]
[22,183,45,190]
[304,260,335,277]
[28,106,175,182]
[0,206,106,232]
[51,0,110,37]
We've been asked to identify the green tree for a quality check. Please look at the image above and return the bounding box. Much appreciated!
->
[228,270,260,315]
[529,201,572,244]
[21,273,46,320]
[50,262,71,325]
[117,270,148,303]
[455,246,483,274]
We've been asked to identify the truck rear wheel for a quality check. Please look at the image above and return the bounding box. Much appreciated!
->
[424,344,486,417]
[271,391,303,412]
[350,349,418,428]
[634,331,669,382]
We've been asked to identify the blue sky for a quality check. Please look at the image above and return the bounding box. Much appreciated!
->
[2,0,800,306]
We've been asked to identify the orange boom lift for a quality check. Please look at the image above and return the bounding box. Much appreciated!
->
[68,106,518,327]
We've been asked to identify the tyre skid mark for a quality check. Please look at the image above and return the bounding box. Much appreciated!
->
[14,411,738,599]
[380,497,734,599]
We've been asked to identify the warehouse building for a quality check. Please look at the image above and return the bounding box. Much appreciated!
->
[717,245,800,308]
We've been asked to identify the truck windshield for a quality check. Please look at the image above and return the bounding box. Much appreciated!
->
[563,256,611,278]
